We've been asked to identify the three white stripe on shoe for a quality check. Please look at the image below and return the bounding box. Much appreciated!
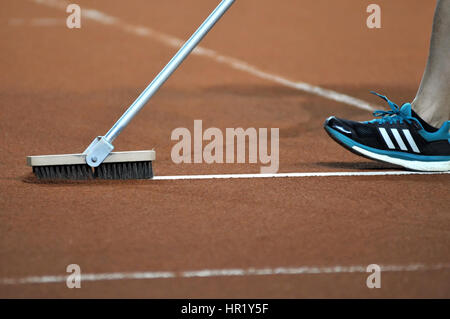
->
[378,128,420,153]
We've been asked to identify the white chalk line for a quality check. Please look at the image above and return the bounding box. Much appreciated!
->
[152,171,450,181]
[8,18,67,27]
[31,0,376,112]
[2,263,450,285]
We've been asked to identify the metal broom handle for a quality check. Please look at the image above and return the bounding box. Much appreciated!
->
[104,0,236,142]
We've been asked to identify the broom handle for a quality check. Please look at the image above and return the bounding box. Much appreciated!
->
[104,0,236,142]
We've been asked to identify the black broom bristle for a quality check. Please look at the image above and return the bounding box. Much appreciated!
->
[95,161,153,180]
[32,161,153,180]
[33,164,94,180]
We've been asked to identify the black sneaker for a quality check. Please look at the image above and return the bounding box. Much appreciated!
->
[324,92,450,171]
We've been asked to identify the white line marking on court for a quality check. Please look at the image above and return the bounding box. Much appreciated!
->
[153,170,450,180]
[2,263,450,285]
[8,18,25,26]
[8,18,66,27]
[31,0,376,111]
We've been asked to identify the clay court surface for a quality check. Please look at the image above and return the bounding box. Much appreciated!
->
[1,0,449,298]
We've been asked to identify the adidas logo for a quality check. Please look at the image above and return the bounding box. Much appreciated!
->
[378,128,420,153]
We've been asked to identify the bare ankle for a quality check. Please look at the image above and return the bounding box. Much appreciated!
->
[411,99,448,128]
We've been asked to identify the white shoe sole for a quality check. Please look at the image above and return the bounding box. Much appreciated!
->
[353,146,450,172]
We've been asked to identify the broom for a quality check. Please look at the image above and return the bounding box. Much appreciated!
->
[27,0,236,180]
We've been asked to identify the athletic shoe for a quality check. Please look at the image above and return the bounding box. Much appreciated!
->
[324,92,450,171]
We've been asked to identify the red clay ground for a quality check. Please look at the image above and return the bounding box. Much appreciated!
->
[0,0,449,298]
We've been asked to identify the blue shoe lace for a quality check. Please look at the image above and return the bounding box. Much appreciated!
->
[369,91,411,125]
